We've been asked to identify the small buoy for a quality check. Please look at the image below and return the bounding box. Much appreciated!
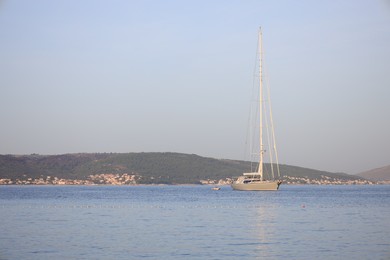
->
[301,204,306,208]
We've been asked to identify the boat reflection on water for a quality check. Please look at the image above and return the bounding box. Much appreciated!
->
[254,205,278,257]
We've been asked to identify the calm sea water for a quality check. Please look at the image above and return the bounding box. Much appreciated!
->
[0,185,389,260]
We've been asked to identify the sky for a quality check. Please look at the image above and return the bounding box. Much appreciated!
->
[1,0,389,174]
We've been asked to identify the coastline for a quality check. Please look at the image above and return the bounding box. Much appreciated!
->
[1,182,386,186]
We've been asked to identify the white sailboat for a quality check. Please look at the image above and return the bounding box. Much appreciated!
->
[231,28,282,191]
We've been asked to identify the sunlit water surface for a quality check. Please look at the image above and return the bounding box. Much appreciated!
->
[0,185,389,259]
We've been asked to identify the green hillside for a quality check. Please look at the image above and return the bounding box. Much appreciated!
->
[0,152,365,184]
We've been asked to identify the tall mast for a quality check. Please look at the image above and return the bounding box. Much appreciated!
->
[258,27,264,181]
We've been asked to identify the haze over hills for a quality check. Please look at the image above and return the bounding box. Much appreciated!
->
[0,152,370,185]
[356,165,390,181]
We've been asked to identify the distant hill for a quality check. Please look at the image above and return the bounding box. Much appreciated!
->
[0,152,366,184]
[356,165,390,181]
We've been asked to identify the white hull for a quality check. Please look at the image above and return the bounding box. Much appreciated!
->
[231,180,281,191]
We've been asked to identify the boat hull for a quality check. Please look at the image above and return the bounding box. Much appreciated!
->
[231,181,281,191]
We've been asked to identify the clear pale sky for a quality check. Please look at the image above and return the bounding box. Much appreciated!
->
[1,0,389,174]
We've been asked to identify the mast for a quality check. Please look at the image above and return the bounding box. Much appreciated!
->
[258,27,264,181]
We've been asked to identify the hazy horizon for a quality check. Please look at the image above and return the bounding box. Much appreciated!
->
[1,0,389,174]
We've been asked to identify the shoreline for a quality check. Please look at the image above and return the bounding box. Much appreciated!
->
[1,183,388,186]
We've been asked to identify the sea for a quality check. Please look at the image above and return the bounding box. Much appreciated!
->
[0,185,389,260]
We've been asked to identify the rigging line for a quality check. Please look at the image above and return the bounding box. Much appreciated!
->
[252,94,260,172]
[249,102,259,174]
[263,93,275,179]
[248,93,256,172]
[244,106,251,168]
[261,51,275,179]
[263,58,281,178]
[249,34,261,173]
